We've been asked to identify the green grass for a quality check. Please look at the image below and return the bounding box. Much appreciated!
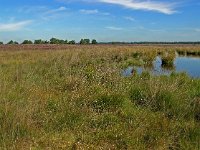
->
[0,45,200,149]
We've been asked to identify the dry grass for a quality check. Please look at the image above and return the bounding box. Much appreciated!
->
[0,45,200,149]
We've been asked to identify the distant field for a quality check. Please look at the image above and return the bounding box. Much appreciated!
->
[1,44,200,50]
[0,45,200,149]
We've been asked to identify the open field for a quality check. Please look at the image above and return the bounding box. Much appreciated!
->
[0,45,200,149]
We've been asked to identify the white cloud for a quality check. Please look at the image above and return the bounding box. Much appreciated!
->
[44,6,67,14]
[18,6,48,13]
[19,6,67,14]
[80,9,99,14]
[0,20,33,32]
[105,26,123,30]
[96,0,176,14]
[57,0,178,14]
[79,9,110,16]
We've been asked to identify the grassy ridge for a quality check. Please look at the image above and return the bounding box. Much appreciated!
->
[0,45,200,149]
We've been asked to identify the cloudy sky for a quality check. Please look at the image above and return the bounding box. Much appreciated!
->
[0,0,200,42]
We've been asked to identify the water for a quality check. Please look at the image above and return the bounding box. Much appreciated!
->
[123,55,200,78]
[175,56,200,78]
[122,66,134,77]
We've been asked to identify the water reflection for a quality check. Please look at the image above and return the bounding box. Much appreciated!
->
[175,56,200,78]
[123,54,200,78]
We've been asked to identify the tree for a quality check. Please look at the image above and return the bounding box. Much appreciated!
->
[34,39,48,44]
[7,40,18,44]
[80,39,90,44]
[44,40,49,44]
[92,39,97,44]
[22,40,33,44]
[59,39,65,44]
[50,38,59,44]
[68,40,76,44]
[50,38,69,44]
[0,41,3,45]
[64,40,68,44]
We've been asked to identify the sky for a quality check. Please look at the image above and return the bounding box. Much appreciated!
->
[0,0,200,42]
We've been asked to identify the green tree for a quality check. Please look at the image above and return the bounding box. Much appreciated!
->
[0,41,3,45]
[7,40,18,44]
[50,38,59,44]
[59,39,65,44]
[44,40,49,44]
[64,40,68,44]
[68,40,76,44]
[80,39,90,44]
[92,39,97,44]
[34,39,48,44]
[22,40,33,44]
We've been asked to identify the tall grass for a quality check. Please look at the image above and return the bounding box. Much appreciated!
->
[0,45,200,149]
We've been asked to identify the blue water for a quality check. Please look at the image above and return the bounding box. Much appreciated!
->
[123,56,200,78]
[175,57,200,78]
[122,66,134,77]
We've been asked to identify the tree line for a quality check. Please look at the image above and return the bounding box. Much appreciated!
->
[1,39,200,45]
[0,38,98,45]
[100,41,200,44]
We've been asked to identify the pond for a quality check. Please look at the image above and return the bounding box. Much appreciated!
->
[122,55,200,78]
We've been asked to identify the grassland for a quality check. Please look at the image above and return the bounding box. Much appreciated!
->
[0,45,200,149]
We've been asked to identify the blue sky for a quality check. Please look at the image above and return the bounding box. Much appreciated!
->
[0,0,200,42]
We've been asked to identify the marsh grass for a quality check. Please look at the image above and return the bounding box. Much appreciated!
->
[160,51,176,68]
[0,45,200,149]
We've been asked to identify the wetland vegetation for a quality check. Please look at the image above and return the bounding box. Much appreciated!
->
[0,45,200,149]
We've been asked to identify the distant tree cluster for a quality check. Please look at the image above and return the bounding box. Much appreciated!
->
[68,40,76,44]
[50,38,68,44]
[92,39,97,44]
[2,38,98,45]
[22,40,33,44]
[7,40,19,44]
[80,39,90,44]
[2,39,200,45]
[101,41,200,45]
[34,39,49,44]
[79,39,98,44]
